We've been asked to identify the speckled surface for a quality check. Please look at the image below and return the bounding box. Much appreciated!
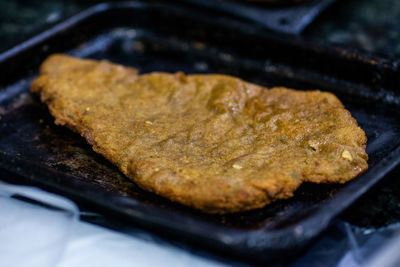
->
[1,0,400,230]
[305,0,400,57]
[0,0,95,52]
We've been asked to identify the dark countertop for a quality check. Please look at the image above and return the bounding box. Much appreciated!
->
[1,0,400,265]
[304,0,400,58]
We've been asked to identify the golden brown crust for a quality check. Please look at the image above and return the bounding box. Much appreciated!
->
[31,54,368,214]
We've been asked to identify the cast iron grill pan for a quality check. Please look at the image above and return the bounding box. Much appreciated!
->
[1,2,400,263]
[156,0,337,34]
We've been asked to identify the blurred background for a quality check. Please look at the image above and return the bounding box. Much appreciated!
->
[2,0,400,57]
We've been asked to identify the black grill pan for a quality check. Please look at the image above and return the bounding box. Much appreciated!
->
[1,2,400,264]
[160,0,337,34]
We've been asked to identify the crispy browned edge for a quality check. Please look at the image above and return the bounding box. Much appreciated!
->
[30,55,368,214]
